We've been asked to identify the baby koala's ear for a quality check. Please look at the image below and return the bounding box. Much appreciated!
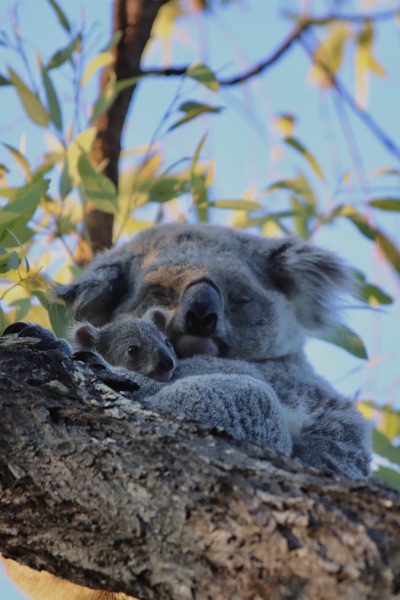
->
[73,322,100,349]
[145,307,171,332]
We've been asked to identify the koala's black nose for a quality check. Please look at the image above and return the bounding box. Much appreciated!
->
[158,348,175,373]
[182,281,222,336]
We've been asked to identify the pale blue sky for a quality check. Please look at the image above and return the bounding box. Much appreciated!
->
[1,0,399,598]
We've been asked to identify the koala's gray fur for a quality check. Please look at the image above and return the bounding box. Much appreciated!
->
[55,223,371,480]
[72,310,177,382]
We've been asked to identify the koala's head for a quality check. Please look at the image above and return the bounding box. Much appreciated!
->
[73,308,176,382]
[58,224,353,361]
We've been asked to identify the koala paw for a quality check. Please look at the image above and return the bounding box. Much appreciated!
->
[1,322,72,354]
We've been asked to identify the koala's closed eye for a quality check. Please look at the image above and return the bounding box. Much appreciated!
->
[228,292,251,308]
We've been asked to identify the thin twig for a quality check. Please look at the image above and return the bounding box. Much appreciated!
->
[298,33,400,162]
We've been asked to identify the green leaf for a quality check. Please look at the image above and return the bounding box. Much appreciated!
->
[186,62,219,91]
[191,133,207,173]
[265,174,317,208]
[0,306,9,332]
[48,300,68,337]
[169,102,223,131]
[345,213,377,241]
[376,233,400,277]
[146,177,189,204]
[373,466,400,490]
[0,74,11,86]
[77,152,119,214]
[47,35,82,70]
[208,200,263,211]
[91,76,142,121]
[0,250,20,273]
[373,430,400,465]
[8,68,49,128]
[369,198,400,212]
[234,211,300,230]
[2,143,31,180]
[354,272,393,306]
[10,298,31,321]
[47,0,71,33]
[0,179,50,226]
[81,51,114,87]
[285,137,325,181]
[40,60,63,131]
[0,225,33,248]
[315,325,368,360]
[4,227,30,271]
[33,289,49,310]
[103,30,123,52]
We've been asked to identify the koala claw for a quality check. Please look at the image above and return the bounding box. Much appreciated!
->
[1,321,72,355]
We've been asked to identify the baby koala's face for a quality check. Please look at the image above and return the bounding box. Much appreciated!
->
[73,312,177,382]
[112,318,177,382]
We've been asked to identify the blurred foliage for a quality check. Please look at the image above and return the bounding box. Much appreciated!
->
[0,0,399,487]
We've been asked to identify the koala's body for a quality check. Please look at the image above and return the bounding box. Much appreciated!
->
[54,222,370,480]
[72,310,177,382]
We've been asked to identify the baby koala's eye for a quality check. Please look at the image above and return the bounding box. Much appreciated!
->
[165,338,172,348]
[127,344,140,355]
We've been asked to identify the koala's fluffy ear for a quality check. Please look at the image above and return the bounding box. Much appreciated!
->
[145,307,171,332]
[54,249,131,325]
[73,322,100,349]
[264,237,354,332]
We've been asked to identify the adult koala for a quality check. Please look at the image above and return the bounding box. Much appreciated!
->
[55,222,370,480]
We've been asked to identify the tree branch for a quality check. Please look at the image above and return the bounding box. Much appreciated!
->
[1,340,400,600]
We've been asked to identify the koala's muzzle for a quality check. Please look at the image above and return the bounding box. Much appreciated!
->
[182,280,222,337]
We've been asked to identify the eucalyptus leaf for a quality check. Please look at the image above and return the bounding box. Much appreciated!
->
[315,325,368,360]
[77,152,119,214]
[8,68,49,128]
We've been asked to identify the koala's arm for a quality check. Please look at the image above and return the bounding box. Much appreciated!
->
[290,389,371,480]
[146,373,292,455]
[261,358,371,480]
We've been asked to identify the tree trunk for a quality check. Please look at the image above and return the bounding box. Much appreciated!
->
[0,339,399,600]
[83,0,168,257]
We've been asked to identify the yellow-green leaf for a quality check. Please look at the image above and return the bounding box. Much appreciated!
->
[186,62,219,92]
[310,23,350,88]
[91,75,142,122]
[8,68,49,128]
[315,325,368,360]
[265,174,317,208]
[369,198,400,212]
[40,60,63,131]
[0,179,50,226]
[169,102,223,131]
[2,143,31,180]
[47,0,71,33]
[355,20,386,108]
[376,233,400,277]
[274,114,296,137]
[373,430,400,465]
[209,200,263,211]
[81,51,114,87]
[77,152,119,214]
[373,466,400,490]
[285,137,325,181]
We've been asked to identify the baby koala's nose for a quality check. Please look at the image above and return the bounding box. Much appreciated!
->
[157,348,175,373]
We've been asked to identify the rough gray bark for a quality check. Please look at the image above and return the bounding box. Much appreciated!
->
[0,338,400,600]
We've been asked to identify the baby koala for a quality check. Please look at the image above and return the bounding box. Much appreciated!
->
[72,309,177,382]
